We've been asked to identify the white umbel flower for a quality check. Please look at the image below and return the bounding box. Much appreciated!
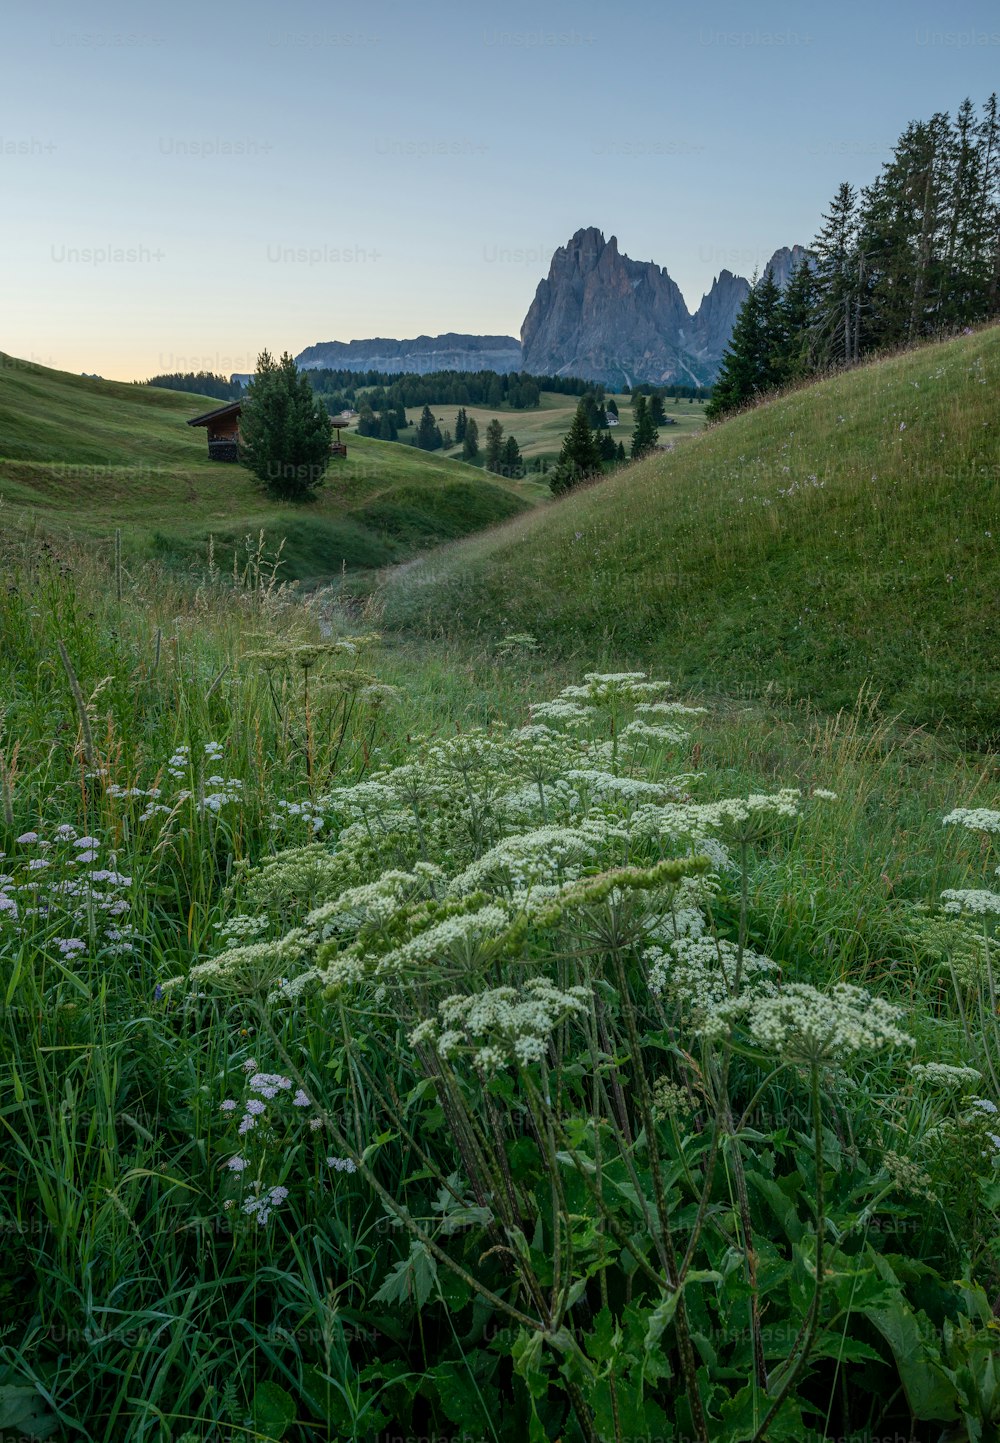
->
[747,982,914,1062]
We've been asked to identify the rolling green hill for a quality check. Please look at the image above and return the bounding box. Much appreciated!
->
[0,354,529,580]
[382,326,1000,741]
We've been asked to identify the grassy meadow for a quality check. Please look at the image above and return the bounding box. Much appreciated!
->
[384,328,1000,745]
[1,337,1000,1442]
[400,391,708,468]
[0,355,530,581]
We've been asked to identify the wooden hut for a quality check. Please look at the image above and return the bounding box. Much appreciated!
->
[186,401,243,462]
[188,402,352,460]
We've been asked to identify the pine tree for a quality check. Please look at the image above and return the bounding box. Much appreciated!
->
[812,182,863,365]
[239,349,332,501]
[485,418,505,472]
[462,416,480,462]
[775,254,818,381]
[501,434,523,477]
[705,281,774,420]
[454,407,467,444]
[648,392,666,426]
[416,405,441,450]
[607,397,619,420]
[549,401,603,495]
[616,441,626,462]
[378,412,396,441]
[577,389,600,427]
[629,394,659,458]
[598,429,617,461]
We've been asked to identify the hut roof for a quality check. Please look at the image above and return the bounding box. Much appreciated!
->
[187,401,242,428]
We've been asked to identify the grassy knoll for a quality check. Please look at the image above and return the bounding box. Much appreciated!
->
[382,327,1000,743]
[0,528,998,1441]
[0,354,529,580]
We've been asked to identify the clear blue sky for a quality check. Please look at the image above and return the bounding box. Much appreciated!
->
[3,0,999,378]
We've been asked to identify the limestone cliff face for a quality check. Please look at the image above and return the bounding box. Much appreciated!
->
[520,229,805,386]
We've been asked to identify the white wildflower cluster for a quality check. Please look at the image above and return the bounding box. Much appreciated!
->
[0,827,136,959]
[942,808,1000,835]
[242,1183,289,1227]
[270,797,325,834]
[217,914,270,948]
[197,671,859,1096]
[909,1062,982,1089]
[349,903,513,983]
[410,978,592,1072]
[163,928,309,995]
[306,866,442,938]
[940,888,1000,916]
[746,982,914,1063]
[647,936,780,1041]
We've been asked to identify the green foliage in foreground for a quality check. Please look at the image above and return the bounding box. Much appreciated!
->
[382,324,1000,745]
[0,540,999,1441]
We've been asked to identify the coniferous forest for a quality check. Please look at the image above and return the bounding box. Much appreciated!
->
[708,96,1000,418]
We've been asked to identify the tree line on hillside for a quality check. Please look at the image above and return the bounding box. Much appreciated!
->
[143,371,243,401]
[306,368,544,414]
[709,94,1000,419]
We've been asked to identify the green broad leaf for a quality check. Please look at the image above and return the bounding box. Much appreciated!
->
[251,1381,297,1440]
[429,1360,494,1427]
[436,1267,472,1311]
[863,1295,960,1422]
[717,1383,807,1443]
[586,1307,622,1366]
[644,1290,681,1352]
[511,1326,548,1402]
[645,1272,722,1354]
[746,1170,804,1243]
[0,1386,58,1439]
[373,1240,438,1310]
[809,1331,886,1365]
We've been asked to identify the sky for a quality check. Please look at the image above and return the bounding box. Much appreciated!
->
[3,0,1000,380]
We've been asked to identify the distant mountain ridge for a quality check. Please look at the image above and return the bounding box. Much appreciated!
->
[295,232,807,386]
[296,333,522,375]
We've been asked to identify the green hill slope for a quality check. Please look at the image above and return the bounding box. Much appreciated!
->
[382,327,1000,740]
[0,355,528,580]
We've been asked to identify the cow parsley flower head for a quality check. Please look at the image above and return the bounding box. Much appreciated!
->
[940,889,1000,916]
[747,982,914,1063]
[412,978,592,1073]
[909,1062,981,1089]
[943,808,1000,835]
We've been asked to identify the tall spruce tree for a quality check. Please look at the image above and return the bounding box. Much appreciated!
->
[484,418,505,472]
[549,401,603,495]
[629,393,659,457]
[454,407,467,444]
[239,349,332,501]
[462,416,480,462]
[415,405,442,450]
[501,434,523,477]
[705,270,785,420]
